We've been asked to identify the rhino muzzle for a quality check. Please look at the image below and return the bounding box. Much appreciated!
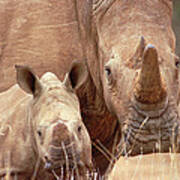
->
[117,44,180,157]
[43,122,92,171]
[44,143,80,170]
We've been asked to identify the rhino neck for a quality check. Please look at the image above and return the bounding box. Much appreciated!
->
[77,73,118,140]
[76,73,121,174]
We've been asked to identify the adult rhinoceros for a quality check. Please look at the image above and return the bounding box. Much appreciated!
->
[0,65,92,179]
[72,0,180,174]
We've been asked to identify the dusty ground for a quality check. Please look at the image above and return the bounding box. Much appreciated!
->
[108,153,180,180]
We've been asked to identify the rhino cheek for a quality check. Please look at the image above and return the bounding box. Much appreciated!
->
[37,144,48,161]
[74,123,92,167]
[85,143,93,168]
[36,127,53,158]
[78,135,92,168]
[103,86,121,119]
[103,82,115,114]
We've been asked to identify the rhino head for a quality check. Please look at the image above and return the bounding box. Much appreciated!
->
[103,39,180,156]
[15,65,92,177]
[75,0,180,158]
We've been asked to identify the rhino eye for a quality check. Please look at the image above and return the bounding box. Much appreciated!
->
[175,60,180,68]
[105,66,111,76]
[37,130,42,137]
[105,66,113,84]
[78,126,82,133]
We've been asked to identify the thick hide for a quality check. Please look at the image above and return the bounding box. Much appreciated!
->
[74,0,180,175]
[0,0,83,92]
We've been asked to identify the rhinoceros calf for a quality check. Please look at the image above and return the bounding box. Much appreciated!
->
[0,65,92,179]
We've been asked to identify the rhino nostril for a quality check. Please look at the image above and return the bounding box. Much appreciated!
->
[44,155,53,169]
[44,161,52,170]
[44,155,49,161]
[78,125,82,133]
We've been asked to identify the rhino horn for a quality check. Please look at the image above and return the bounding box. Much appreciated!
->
[135,36,146,58]
[134,44,167,106]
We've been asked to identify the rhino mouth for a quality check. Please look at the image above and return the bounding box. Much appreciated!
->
[44,154,81,171]
[44,143,82,171]
[44,159,77,171]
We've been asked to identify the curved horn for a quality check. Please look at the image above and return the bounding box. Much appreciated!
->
[134,44,167,107]
[135,36,146,58]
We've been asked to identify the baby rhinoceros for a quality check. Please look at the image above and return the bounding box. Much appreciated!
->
[0,65,92,180]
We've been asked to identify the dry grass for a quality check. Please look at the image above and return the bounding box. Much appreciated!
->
[91,131,180,180]
[108,153,180,180]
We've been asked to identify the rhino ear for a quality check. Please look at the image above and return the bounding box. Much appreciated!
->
[63,60,88,90]
[15,65,42,97]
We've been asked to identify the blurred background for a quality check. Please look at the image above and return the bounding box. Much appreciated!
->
[173,0,180,57]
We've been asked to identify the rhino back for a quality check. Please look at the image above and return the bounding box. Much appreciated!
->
[0,0,83,92]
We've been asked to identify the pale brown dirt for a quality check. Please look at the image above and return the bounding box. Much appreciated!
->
[108,153,180,180]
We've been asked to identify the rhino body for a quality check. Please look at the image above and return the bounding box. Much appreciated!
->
[0,0,83,92]
[0,66,92,179]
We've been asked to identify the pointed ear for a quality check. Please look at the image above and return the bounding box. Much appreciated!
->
[15,65,42,97]
[63,60,88,90]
